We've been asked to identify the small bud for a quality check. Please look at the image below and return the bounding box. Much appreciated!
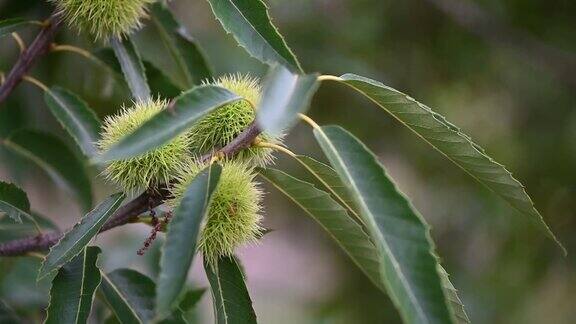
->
[170,160,263,267]
[189,74,284,167]
[98,99,191,192]
[52,0,153,40]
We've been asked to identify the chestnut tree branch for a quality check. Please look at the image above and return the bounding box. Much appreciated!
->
[0,12,62,105]
[0,122,262,256]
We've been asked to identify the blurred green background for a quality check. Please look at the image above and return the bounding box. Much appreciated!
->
[1,0,575,323]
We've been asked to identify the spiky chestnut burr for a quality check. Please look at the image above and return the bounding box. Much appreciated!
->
[189,74,283,167]
[170,160,263,267]
[51,0,153,40]
[98,99,191,193]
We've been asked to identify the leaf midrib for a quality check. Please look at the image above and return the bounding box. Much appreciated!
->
[315,128,428,323]
[101,272,143,323]
[42,195,123,277]
[259,171,382,289]
[336,76,564,252]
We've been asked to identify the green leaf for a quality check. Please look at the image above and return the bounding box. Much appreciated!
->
[313,125,453,323]
[100,269,155,324]
[256,65,319,136]
[144,61,182,98]
[438,265,470,324]
[259,168,384,292]
[110,37,150,101]
[204,255,257,324]
[207,0,302,72]
[45,247,102,324]
[178,288,206,312]
[2,130,92,211]
[0,18,36,38]
[96,85,241,162]
[94,48,180,97]
[38,193,125,280]
[156,164,222,318]
[173,30,213,84]
[44,86,101,157]
[100,269,187,324]
[93,48,125,79]
[327,73,564,252]
[0,181,30,223]
[151,3,212,88]
[293,155,361,223]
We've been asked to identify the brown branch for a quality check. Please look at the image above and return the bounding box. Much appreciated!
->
[0,122,262,256]
[0,12,62,105]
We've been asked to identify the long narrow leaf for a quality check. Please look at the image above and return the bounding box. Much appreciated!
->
[259,168,384,292]
[156,164,222,317]
[100,269,155,323]
[38,193,125,280]
[45,247,102,324]
[324,73,564,252]
[0,181,31,223]
[293,155,361,223]
[44,86,101,157]
[207,0,302,72]
[204,255,257,324]
[110,37,150,101]
[438,265,470,324]
[314,125,453,323]
[3,130,92,211]
[100,269,186,324]
[96,85,240,162]
[151,3,212,88]
[94,47,180,97]
[256,65,319,136]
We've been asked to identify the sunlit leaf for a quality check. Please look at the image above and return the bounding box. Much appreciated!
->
[204,255,257,324]
[44,86,101,157]
[110,37,150,101]
[207,0,302,72]
[96,85,240,162]
[438,265,470,324]
[45,247,102,324]
[326,73,564,252]
[0,181,30,223]
[3,130,92,211]
[313,125,453,323]
[259,168,384,292]
[38,193,125,280]
[256,65,319,136]
[156,164,221,318]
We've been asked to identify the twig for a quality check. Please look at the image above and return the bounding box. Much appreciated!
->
[0,122,262,256]
[0,12,62,105]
